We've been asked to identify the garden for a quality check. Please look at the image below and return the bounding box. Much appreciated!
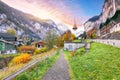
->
[64,42,120,80]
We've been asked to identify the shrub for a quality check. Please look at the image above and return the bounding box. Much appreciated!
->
[34,47,47,55]
[91,33,97,39]
[16,73,30,80]
[19,46,36,54]
[11,53,31,65]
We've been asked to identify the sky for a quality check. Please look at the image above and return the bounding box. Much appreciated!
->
[2,0,104,27]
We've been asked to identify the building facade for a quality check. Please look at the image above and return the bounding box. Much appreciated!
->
[0,33,17,54]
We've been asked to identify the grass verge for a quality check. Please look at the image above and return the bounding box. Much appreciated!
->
[12,49,61,80]
[0,48,57,79]
[72,39,81,43]
[64,42,120,80]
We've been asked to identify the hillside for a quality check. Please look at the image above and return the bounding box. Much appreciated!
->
[65,42,120,79]
[0,1,61,39]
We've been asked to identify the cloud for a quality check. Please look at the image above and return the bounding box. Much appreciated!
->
[2,0,89,27]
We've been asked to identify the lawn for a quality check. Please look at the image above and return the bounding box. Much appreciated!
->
[72,39,81,43]
[64,42,120,80]
[12,49,61,80]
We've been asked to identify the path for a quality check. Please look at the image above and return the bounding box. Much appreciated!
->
[43,50,70,80]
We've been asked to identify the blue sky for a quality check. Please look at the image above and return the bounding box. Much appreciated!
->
[64,0,104,19]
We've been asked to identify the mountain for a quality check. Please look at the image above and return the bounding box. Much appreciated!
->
[57,23,84,37]
[57,23,71,34]
[84,0,120,38]
[0,1,61,39]
[86,16,100,22]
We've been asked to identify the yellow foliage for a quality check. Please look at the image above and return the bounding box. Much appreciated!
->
[62,31,75,42]
[7,28,16,36]
[11,53,31,65]
[91,33,97,39]
[70,34,75,41]
[34,47,47,55]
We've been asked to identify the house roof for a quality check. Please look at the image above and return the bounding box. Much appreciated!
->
[0,33,17,41]
[0,39,17,45]
[31,40,43,45]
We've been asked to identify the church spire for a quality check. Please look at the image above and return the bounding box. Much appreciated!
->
[73,18,77,30]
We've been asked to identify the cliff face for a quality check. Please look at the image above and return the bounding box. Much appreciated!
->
[100,0,120,23]
[0,1,61,39]
[84,0,120,37]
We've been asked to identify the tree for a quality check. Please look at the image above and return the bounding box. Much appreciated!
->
[7,28,16,36]
[56,35,64,47]
[44,29,59,50]
[91,33,97,39]
[61,30,75,42]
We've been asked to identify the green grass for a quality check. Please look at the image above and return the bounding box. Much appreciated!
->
[64,42,120,80]
[0,54,20,58]
[72,39,81,43]
[13,49,61,80]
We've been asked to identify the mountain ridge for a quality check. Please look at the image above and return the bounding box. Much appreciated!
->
[0,1,61,39]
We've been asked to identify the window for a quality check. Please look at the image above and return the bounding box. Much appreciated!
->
[69,45,72,51]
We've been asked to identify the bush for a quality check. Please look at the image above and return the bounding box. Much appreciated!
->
[19,46,36,54]
[11,53,31,65]
[16,73,30,80]
[34,47,47,55]
[91,33,97,39]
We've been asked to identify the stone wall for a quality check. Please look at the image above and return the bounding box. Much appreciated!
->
[91,39,120,48]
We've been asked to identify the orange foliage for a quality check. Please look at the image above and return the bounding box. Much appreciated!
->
[19,46,36,53]
[62,30,75,42]
[11,53,31,65]
[71,51,74,57]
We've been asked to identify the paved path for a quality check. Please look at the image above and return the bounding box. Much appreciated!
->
[43,50,70,80]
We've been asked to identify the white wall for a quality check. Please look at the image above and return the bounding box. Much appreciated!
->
[91,39,120,48]
[64,43,85,51]
[110,23,120,33]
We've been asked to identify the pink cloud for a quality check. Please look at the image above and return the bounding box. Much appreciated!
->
[1,0,89,27]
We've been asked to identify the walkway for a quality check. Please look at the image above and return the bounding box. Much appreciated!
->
[43,50,70,80]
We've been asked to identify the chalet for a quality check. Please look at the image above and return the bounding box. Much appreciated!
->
[0,33,17,54]
[31,40,44,48]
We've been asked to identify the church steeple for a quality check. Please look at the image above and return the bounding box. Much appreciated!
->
[73,18,77,30]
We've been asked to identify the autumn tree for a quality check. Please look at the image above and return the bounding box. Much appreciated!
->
[7,28,16,36]
[61,30,75,42]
